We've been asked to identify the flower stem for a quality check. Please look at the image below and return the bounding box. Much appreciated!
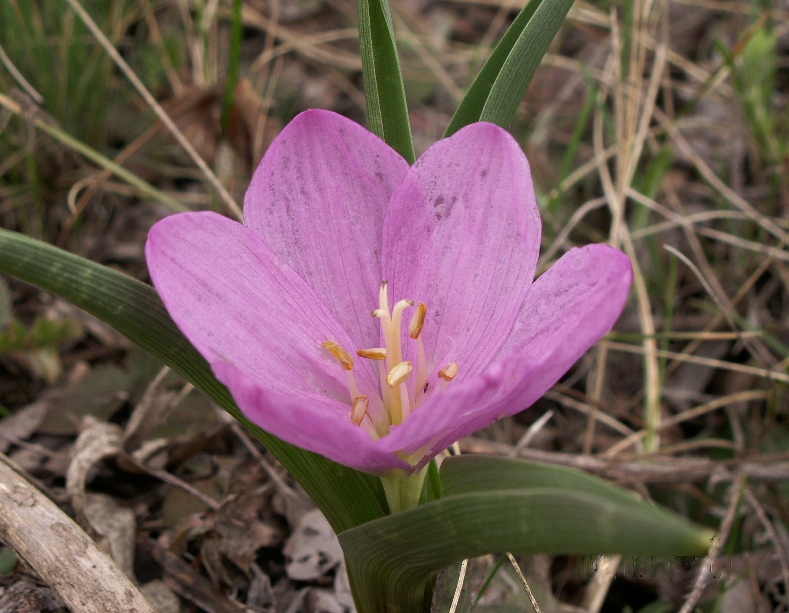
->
[380,468,428,513]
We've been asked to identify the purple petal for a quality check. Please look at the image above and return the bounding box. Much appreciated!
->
[244,110,409,351]
[382,244,632,465]
[379,368,504,464]
[382,122,541,383]
[145,211,378,401]
[214,362,410,473]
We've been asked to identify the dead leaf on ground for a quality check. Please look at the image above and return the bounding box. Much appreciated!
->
[84,493,137,582]
[283,509,344,582]
[65,416,122,530]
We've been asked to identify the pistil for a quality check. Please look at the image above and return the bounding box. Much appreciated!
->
[387,361,413,423]
[324,282,460,438]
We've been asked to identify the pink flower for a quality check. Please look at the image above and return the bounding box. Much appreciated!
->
[146,110,632,474]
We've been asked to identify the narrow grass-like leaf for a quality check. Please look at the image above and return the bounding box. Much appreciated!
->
[445,0,574,136]
[357,0,415,162]
[340,455,713,612]
[444,0,541,136]
[0,229,386,532]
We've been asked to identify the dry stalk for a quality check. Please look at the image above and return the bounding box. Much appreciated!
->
[678,474,744,613]
[447,559,468,613]
[506,553,542,613]
[461,439,789,485]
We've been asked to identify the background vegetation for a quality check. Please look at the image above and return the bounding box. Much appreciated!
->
[0,0,787,610]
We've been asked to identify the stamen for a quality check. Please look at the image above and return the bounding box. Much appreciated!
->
[351,396,369,425]
[438,362,459,382]
[321,340,354,370]
[414,335,427,405]
[408,302,426,339]
[387,361,412,387]
[371,361,389,418]
[437,362,458,393]
[345,370,360,401]
[322,340,359,401]
[410,303,428,403]
[400,380,411,421]
[357,348,387,360]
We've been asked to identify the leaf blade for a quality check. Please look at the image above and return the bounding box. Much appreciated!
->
[440,453,641,505]
[445,0,574,136]
[340,456,713,611]
[357,0,415,162]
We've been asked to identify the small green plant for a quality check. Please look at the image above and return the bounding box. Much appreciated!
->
[0,279,82,382]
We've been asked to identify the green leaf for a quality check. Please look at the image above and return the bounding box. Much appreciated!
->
[440,454,646,504]
[445,0,574,136]
[357,0,415,163]
[0,547,18,576]
[0,228,386,532]
[339,455,713,612]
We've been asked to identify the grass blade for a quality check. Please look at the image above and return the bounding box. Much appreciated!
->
[357,0,415,163]
[445,0,574,136]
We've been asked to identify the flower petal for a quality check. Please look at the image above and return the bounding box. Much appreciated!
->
[381,244,632,466]
[382,122,541,383]
[145,211,378,401]
[214,362,411,473]
[244,110,409,351]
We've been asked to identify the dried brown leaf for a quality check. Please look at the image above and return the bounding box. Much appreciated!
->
[65,416,122,529]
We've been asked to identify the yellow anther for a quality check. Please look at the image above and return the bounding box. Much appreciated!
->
[386,361,412,387]
[351,396,369,426]
[438,362,459,382]
[321,340,354,370]
[408,302,427,339]
[357,348,387,360]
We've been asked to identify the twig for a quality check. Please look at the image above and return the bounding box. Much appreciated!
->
[0,453,156,613]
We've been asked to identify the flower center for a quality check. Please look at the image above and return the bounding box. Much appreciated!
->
[322,282,458,438]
